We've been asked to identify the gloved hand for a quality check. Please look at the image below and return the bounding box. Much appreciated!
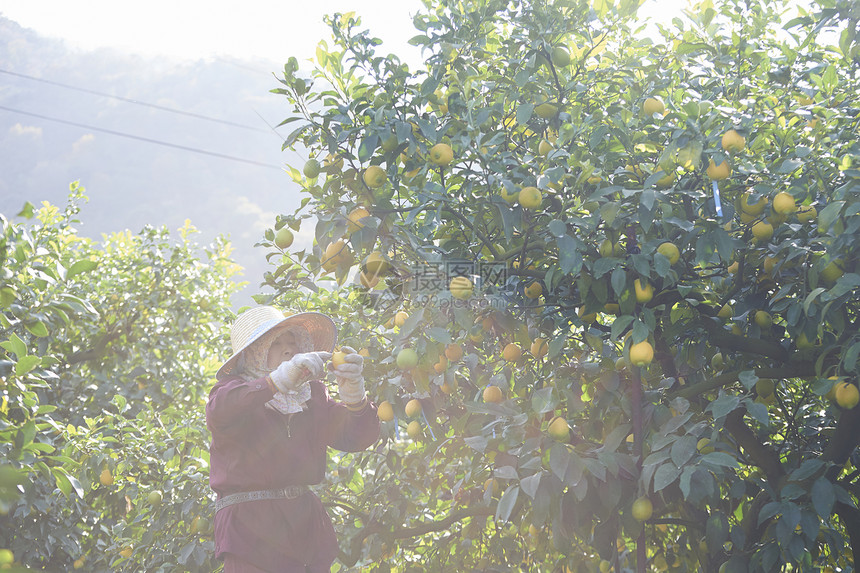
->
[269,351,332,393]
[332,346,366,405]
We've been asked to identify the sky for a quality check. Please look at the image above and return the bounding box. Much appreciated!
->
[0,0,429,65]
[0,0,688,64]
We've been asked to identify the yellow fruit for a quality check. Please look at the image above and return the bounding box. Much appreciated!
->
[0,550,13,566]
[548,416,570,441]
[797,205,817,223]
[429,143,454,166]
[717,304,733,320]
[634,278,654,303]
[820,260,844,284]
[751,221,774,242]
[483,385,504,403]
[706,158,731,180]
[147,490,163,507]
[363,165,387,189]
[711,352,724,370]
[322,240,352,271]
[835,382,859,409]
[727,261,739,275]
[406,420,422,440]
[740,191,767,215]
[500,187,519,204]
[629,341,654,367]
[433,355,448,373]
[599,559,612,573]
[524,281,543,299]
[530,337,548,358]
[721,129,746,153]
[405,398,422,418]
[656,170,675,188]
[796,332,817,350]
[377,400,395,422]
[697,438,715,454]
[731,323,743,336]
[359,271,379,289]
[119,546,133,559]
[323,153,343,173]
[631,496,653,521]
[538,139,553,156]
[73,558,85,569]
[332,349,351,367]
[394,311,409,328]
[604,303,620,315]
[397,348,419,370]
[643,97,665,116]
[772,192,797,215]
[754,310,773,328]
[657,242,680,265]
[99,468,114,486]
[449,276,473,299]
[484,477,501,496]
[502,343,523,362]
[535,102,558,119]
[347,207,370,233]
[445,344,464,361]
[518,186,543,209]
[763,256,777,276]
[362,252,390,276]
[274,227,294,249]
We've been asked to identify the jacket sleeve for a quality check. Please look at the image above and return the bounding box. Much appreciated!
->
[206,376,274,433]
[312,382,380,452]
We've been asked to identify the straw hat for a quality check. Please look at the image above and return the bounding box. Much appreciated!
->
[216,306,337,380]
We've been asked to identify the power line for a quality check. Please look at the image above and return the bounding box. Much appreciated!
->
[0,104,283,170]
[0,68,273,133]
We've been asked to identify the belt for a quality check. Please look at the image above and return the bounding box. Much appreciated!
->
[215,486,309,512]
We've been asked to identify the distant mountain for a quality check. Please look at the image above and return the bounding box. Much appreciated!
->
[0,15,314,308]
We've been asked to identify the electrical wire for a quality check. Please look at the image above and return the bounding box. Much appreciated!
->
[0,68,272,133]
[0,104,283,170]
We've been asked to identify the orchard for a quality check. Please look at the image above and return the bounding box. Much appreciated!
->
[1,0,859,571]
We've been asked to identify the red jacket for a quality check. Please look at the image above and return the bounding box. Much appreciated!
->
[207,378,379,571]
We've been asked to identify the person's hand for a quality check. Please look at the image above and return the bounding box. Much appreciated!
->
[269,351,332,393]
[333,346,365,405]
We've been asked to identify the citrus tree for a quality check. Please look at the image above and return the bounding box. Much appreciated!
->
[0,185,239,571]
[266,0,860,570]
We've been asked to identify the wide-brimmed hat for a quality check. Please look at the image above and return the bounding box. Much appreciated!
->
[216,306,337,380]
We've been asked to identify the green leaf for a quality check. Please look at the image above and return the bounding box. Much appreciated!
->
[1,333,27,359]
[66,259,99,280]
[654,462,682,492]
[15,355,41,376]
[708,394,739,419]
[701,452,739,468]
[24,321,49,338]
[495,485,519,522]
[516,103,534,125]
[811,477,835,518]
[670,435,698,467]
[549,443,570,481]
[531,387,557,414]
[739,370,759,390]
[520,473,541,499]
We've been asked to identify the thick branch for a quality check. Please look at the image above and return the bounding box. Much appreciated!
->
[724,408,786,490]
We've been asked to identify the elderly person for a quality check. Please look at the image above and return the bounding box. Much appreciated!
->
[207,306,379,572]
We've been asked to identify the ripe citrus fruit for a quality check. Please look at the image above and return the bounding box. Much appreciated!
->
[551,45,571,67]
[500,187,519,204]
[548,416,570,441]
[363,165,387,188]
[347,207,370,233]
[274,227,294,249]
[404,398,422,418]
[119,546,133,559]
[629,341,654,367]
[756,378,775,397]
[394,311,409,328]
[721,129,746,153]
[754,310,773,328]
[449,276,473,299]
[377,400,395,422]
[820,260,844,284]
[502,343,522,362]
[740,191,767,215]
[0,550,13,566]
[535,102,558,119]
[706,158,731,180]
[99,468,114,486]
[634,279,654,303]
[524,281,543,299]
[147,490,163,507]
[797,206,817,223]
[642,97,665,115]
[483,385,504,403]
[445,343,464,361]
[656,242,680,265]
[751,221,774,242]
[362,252,390,276]
[631,496,653,521]
[518,186,543,209]
[772,192,797,215]
[406,420,422,440]
[332,349,352,367]
[429,143,454,166]
[530,337,548,358]
[835,382,859,409]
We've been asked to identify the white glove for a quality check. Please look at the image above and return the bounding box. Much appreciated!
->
[269,351,331,393]
[333,346,366,405]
